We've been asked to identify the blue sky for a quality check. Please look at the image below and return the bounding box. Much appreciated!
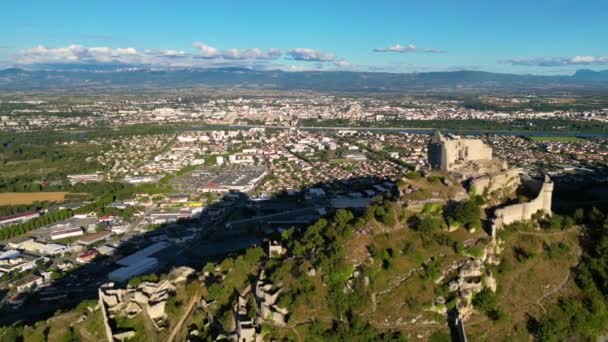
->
[0,0,606,74]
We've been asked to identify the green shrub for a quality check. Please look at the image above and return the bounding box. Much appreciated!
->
[405,171,422,180]
[472,289,497,312]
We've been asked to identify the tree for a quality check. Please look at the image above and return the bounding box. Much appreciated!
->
[244,247,264,265]
[549,214,564,230]
[418,216,441,235]
[473,289,497,313]
[563,216,575,229]
[381,204,397,227]
[448,200,481,230]
[429,331,451,342]
[587,207,605,225]
[335,209,354,228]
[573,208,585,224]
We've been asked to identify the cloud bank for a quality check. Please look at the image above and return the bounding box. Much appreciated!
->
[373,43,444,54]
[192,42,281,60]
[14,43,350,71]
[18,45,139,64]
[500,56,608,67]
[286,48,336,61]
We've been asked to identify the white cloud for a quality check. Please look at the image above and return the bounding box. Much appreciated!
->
[500,55,608,67]
[193,42,281,60]
[334,59,353,69]
[286,48,336,61]
[157,49,187,58]
[220,48,281,60]
[18,44,140,64]
[192,42,219,58]
[373,44,416,53]
[373,43,444,54]
[15,43,342,71]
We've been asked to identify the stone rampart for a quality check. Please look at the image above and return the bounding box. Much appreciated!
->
[491,175,553,237]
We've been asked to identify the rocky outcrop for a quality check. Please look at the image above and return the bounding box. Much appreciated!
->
[267,241,286,258]
[234,286,256,342]
[254,271,288,326]
[98,267,194,340]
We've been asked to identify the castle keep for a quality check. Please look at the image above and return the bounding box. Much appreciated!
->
[428,130,493,173]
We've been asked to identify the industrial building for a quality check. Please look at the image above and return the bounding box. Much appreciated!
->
[9,238,67,256]
[76,230,113,246]
[0,211,40,227]
[107,242,169,282]
[67,172,104,185]
[9,274,44,293]
[108,257,159,283]
[198,166,267,193]
[50,227,84,240]
[116,242,169,267]
[76,249,99,264]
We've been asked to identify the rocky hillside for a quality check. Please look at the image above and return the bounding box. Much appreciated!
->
[2,174,608,341]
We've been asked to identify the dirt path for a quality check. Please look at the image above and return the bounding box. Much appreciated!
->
[464,228,582,333]
[376,267,421,297]
[166,294,200,342]
[76,325,99,342]
[525,240,582,314]
[515,226,581,237]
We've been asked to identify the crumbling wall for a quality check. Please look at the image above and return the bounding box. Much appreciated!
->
[428,131,493,172]
[442,139,493,172]
[98,287,115,342]
[471,169,520,197]
[492,176,553,237]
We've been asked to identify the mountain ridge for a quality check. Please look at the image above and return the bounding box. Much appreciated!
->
[1,67,608,92]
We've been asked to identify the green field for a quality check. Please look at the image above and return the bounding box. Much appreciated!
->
[529,136,586,142]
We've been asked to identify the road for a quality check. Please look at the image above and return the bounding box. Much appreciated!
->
[191,124,608,138]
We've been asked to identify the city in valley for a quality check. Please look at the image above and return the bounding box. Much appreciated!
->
[1,2,608,341]
[1,90,607,341]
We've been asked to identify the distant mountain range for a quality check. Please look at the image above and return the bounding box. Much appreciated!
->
[1,67,608,92]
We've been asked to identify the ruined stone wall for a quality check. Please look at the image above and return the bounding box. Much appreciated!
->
[436,138,493,172]
[492,176,553,237]
[458,139,493,161]
[98,287,115,342]
[471,169,520,197]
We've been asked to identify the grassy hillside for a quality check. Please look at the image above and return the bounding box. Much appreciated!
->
[2,178,608,341]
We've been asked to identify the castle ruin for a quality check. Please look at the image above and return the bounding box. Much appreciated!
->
[491,175,554,235]
[427,131,553,237]
[428,130,495,173]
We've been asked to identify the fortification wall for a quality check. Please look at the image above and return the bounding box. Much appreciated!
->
[491,176,553,237]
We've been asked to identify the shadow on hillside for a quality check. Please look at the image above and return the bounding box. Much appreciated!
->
[0,175,399,327]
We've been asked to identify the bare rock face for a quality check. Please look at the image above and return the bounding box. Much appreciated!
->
[485,273,497,293]
[99,278,180,334]
[147,301,167,322]
[254,272,289,327]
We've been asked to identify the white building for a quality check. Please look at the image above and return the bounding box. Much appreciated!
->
[50,227,84,240]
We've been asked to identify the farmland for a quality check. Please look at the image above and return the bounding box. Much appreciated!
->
[528,136,586,142]
[0,192,70,205]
